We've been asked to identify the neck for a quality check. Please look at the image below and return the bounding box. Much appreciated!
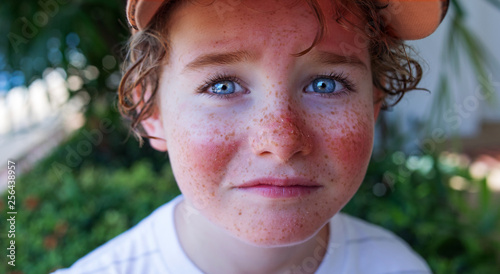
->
[174,201,330,274]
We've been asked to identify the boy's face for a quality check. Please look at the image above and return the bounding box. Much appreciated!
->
[145,0,381,246]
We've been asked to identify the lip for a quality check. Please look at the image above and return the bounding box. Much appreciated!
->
[236,177,322,198]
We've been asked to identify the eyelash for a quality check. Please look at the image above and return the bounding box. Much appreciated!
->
[308,72,356,98]
[196,72,356,99]
[196,73,245,100]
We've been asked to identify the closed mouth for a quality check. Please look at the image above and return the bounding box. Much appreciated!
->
[236,177,322,198]
[237,177,322,188]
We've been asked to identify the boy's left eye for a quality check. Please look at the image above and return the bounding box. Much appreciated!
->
[305,78,345,94]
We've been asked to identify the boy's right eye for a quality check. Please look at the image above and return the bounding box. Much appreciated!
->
[211,80,240,95]
[197,74,247,98]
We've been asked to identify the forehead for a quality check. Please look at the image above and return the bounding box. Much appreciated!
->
[165,0,369,67]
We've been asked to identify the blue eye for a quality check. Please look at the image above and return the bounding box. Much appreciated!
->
[306,78,344,94]
[212,81,236,95]
[197,74,247,98]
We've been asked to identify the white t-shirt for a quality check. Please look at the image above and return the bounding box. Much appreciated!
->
[53,195,431,274]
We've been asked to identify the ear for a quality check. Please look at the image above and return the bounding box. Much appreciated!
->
[141,109,168,151]
[373,87,384,121]
[134,85,168,151]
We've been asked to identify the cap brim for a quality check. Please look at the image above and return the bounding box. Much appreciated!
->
[126,0,449,40]
[126,0,164,30]
[378,0,449,40]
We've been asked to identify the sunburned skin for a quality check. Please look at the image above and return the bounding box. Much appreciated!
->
[142,0,382,272]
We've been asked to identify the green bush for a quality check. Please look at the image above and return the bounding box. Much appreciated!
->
[0,141,180,273]
[343,152,500,273]
[1,130,499,273]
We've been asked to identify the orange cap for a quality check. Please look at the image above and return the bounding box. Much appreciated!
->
[126,0,449,40]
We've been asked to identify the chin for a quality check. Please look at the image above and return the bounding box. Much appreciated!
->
[236,224,326,248]
[218,210,333,248]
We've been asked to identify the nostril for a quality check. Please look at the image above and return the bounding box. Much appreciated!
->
[250,116,313,161]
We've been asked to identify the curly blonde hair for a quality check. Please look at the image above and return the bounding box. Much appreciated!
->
[118,0,423,142]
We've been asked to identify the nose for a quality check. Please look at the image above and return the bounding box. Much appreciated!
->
[250,104,313,162]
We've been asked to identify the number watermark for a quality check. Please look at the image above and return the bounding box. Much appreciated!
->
[6,160,17,267]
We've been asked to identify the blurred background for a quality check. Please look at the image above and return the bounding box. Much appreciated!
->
[0,0,499,273]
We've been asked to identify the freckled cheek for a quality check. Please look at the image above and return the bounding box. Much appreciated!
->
[323,115,374,182]
[166,119,239,204]
[338,125,373,177]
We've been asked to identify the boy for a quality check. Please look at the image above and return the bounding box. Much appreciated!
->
[55,0,448,273]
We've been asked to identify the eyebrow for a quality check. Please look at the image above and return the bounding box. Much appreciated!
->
[182,50,367,72]
[311,51,368,70]
[183,50,257,72]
